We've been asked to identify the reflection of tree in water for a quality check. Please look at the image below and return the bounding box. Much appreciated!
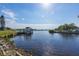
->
[59,33,79,40]
[24,34,33,40]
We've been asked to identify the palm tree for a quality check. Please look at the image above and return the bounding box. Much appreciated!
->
[0,15,5,30]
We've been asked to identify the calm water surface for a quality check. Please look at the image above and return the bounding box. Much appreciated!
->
[11,31,79,56]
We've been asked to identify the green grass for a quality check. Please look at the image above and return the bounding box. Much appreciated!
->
[0,30,16,38]
[0,29,16,43]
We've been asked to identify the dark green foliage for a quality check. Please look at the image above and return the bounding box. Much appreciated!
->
[49,23,78,33]
[56,23,77,32]
[49,30,54,33]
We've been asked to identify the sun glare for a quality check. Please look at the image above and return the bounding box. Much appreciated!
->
[41,3,51,9]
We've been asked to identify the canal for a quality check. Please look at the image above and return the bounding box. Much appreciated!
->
[11,31,79,56]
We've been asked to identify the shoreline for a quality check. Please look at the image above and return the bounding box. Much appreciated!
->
[49,31,79,34]
[0,37,32,56]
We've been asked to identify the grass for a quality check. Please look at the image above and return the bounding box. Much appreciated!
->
[0,30,16,38]
[0,29,16,42]
[0,29,32,56]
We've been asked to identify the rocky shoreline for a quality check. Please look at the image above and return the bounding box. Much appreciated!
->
[0,38,32,56]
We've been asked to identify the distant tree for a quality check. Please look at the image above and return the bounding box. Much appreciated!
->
[69,23,77,30]
[56,23,77,32]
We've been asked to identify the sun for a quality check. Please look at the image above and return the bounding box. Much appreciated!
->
[42,3,50,7]
[41,3,51,9]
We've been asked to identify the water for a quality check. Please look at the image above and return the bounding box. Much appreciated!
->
[11,31,79,56]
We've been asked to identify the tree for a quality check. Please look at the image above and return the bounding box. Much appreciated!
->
[69,23,77,30]
[56,23,77,32]
[0,15,5,30]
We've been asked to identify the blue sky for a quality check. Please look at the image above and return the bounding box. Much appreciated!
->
[0,3,79,29]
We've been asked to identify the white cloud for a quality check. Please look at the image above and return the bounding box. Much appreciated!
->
[1,9,18,28]
[5,18,57,29]
[9,23,58,29]
[1,8,57,29]
[5,18,16,24]
[1,9,16,19]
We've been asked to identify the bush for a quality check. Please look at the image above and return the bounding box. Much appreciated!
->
[49,30,54,33]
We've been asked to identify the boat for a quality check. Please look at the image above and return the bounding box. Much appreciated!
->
[24,27,33,35]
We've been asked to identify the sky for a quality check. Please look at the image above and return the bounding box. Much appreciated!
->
[0,3,79,29]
